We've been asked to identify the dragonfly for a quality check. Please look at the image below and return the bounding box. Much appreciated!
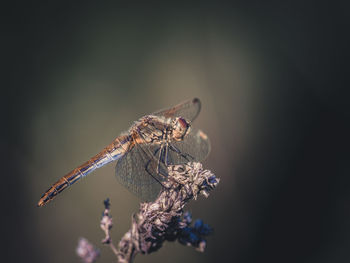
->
[37,98,210,207]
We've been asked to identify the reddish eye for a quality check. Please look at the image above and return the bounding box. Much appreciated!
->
[178,117,188,128]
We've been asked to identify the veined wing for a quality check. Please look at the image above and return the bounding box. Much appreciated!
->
[166,127,211,165]
[115,141,167,202]
[114,127,210,201]
[152,98,201,123]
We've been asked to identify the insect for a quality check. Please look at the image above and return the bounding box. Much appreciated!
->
[37,98,210,207]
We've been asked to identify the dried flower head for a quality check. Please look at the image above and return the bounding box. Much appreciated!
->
[76,238,100,263]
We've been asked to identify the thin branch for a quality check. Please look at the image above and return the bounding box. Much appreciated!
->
[100,198,119,257]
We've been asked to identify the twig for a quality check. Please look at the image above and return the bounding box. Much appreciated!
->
[100,198,119,256]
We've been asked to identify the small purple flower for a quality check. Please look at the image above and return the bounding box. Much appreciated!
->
[76,238,100,263]
[177,214,212,249]
[103,198,110,209]
[194,219,212,236]
[183,211,192,225]
[208,176,218,184]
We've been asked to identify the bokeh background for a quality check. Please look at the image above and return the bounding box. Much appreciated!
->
[3,1,349,263]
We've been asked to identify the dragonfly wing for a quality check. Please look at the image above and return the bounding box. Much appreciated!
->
[152,98,201,122]
[115,125,210,201]
[166,128,211,165]
[115,143,166,202]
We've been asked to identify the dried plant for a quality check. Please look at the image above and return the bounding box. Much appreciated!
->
[76,238,100,263]
[77,162,219,263]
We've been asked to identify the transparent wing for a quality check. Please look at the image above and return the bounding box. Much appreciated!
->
[115,142,168,202]
[165,128,211,165]
[115,126,210,201]
[152,98,201,122]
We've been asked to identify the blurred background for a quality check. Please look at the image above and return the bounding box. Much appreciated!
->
[3,1,349,263]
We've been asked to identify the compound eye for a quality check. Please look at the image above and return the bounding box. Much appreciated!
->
[178,117,188,129]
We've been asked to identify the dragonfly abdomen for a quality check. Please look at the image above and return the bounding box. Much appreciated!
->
[37,136,131,207]
[37,168,83,207]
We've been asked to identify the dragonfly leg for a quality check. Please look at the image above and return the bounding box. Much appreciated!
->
[169,144,195,161]
[152,145,168,178]
[142,145,172,191]
[150,146,165,176]
[145,158,169,189]
[165,143,170,166]
[157,146,167,175]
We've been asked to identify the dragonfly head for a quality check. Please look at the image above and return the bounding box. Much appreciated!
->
[172,117,190,141]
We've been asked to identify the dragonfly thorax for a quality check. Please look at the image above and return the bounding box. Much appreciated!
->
[133,116,190,145]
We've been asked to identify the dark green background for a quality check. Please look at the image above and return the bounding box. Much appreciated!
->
[3,1,349,262]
